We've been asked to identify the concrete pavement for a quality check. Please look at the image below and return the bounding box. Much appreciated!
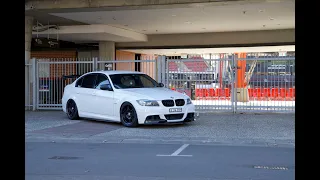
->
[25,111,295,147]
[26,142,295,180]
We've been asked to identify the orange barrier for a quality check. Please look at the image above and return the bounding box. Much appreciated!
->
[195,89,202,97]
[225,88,230,97]
[286,88,295,98]
[263,88,270,97]
[203,89,209,98]
[209,88,215,97]
[194,88,231,98]
[255,88,262,98]
[248,88,254,97]
[216,88,221,97]
[195,87,295,100]
[271,88,279,98]
[280,88,286,98]
[195,89,198,96]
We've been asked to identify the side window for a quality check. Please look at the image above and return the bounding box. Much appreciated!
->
[95,74,111,90]
[121,75,136,87]
[81,74,97,89]
[139,75,156,87]
[75,77,83,87]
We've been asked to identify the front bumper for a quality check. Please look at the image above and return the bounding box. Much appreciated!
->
[134,104,197,124]
[144,112,197,125]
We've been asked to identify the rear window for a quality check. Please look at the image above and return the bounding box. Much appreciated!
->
[77,74,97,88]
[75,77,83,87]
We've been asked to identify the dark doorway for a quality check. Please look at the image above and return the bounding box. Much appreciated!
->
[135,54,141,72]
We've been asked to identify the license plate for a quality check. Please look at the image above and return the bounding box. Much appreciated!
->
[169,108,182,112]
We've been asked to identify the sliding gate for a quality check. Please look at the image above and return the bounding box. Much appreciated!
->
[34,58,156,110]
[26,53,295,113]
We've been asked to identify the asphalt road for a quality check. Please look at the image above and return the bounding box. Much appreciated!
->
[26,142,294,180]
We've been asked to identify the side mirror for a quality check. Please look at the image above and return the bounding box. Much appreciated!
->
[158,83,164,87]
[100,84,113,91]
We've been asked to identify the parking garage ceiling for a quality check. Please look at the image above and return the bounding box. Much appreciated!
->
[48,0,294,34]
[27,0,294,45]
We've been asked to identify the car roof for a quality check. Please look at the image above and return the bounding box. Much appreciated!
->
[86,70,145,76]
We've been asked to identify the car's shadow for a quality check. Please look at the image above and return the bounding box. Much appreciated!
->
[79,118,122,127]
[78,118,194,129]
[141,123,190,129]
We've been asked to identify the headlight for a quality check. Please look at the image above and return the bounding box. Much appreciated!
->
[136,99,159,106]
[187,98,192,104]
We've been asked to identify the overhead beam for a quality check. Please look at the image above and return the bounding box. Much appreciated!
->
[25,0,291,12]
[32,24,148,42]
[116,29,295,49]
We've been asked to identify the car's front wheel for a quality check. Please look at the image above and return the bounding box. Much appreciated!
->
[120,102,138,127]
[66,99,79,120]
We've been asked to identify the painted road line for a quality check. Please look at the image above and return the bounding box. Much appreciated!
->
[157,144,192,157]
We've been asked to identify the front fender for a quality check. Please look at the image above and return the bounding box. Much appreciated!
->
[113,90,149,117]
[62,94,79,113]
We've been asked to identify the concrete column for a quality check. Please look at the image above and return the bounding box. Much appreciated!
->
[25,16,33,110]
[99,41,115,70]
[25,16,33,63]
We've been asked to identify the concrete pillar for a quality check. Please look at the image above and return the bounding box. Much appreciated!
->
[99,41,115,70]
[25,16,33,110]
[25,16,33,63]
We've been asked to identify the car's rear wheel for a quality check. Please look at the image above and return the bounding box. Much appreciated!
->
[120,102,138,127]
[66,99,79,120]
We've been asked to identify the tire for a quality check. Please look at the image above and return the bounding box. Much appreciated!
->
[66,99,79,120]
[120,102,138,127]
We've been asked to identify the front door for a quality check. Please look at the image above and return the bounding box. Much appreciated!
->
[75,73,97,114]
[93,74,114,117]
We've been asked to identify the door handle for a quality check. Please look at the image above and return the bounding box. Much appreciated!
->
[92,91,97,96]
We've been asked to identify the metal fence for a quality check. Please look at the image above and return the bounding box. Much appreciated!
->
[30,57,156,110]
[26,53,295,113]
[96,58,156,80]
[166,53,295,113]
[25,63,33,110]
[166,56,233,112]
[37,59,93,109]
[235,55,295,113]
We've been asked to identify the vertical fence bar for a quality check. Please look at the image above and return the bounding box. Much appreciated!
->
[54,59,57,108]
[40,61,43,108]
[257,57,261,112]
[264,56,268,111]
[93,57,97,71]
[157,56,161,82]
[38,61,41,108]
[231,54,236,113]
[36,59,40,110]
[161,56,166,85]
[25,63,30,110]
[166,57,169,87]
[26,64,30,110]
[153,56,157,80]
[234,54,238,113]
[29,64,32,110]
[175,58,177,90]
[32,58,37,111]
[201,59,204,110]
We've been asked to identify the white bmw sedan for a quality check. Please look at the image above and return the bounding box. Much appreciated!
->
[62,71,196,127]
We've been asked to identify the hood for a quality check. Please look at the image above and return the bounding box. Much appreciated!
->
[120,88,188,100]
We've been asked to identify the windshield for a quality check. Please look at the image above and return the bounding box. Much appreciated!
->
[109,74,160,89]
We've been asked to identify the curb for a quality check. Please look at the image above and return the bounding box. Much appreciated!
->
[25,135,295,148]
